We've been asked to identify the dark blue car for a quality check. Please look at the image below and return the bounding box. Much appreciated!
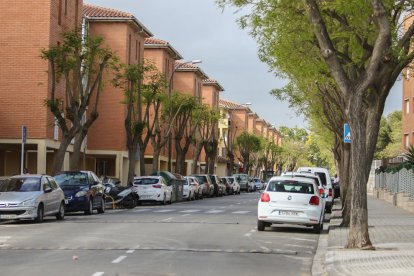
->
[54,171,105,215]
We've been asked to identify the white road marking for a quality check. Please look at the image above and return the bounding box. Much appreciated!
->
[126,250,135,254]
[181,214,191,217]
[244,233,252,237]
[132,209,151,212]
[180,209,200,213]
[163,217,172,221]
[205,210,224,214]
[261,246,270,251]
[232,211,250,214]
[112,256,127,264]
[287,237,317,242]
[0,236,11,242]
[250,229,256,233]
[92,272,104,276]
[153,209,174,213]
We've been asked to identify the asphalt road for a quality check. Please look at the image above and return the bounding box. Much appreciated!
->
[0,192,321,276]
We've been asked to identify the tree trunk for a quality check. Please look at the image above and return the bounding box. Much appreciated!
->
[192,142,204,174]
[228,153,235,176]
[340,142,351,227]
[52,133,76,175]
[346,97,377,249]
[208,139,218,174]
[69,130,86,171]
[176,151,186,175]
[127,145,137,186]
[152,146,161,173]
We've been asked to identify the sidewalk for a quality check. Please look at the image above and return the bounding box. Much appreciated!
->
[313,195,414,276]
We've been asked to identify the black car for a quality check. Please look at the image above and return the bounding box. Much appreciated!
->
[54,171,106,215]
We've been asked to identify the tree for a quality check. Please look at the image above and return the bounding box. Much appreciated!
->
[203,110,221,174]
[235,132,262,174]
[41,30,114,174]
[218,0,414,249]
[375,111,403,159]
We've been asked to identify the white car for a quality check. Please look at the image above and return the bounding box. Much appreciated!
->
[281,172,329,211]
[297,167,334,213]
[133,176,172,205]
[257,176,325,233]
[183,177,199,201]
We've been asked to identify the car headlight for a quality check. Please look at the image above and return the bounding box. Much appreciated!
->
[75,191,88,197]
[20,198,36,207]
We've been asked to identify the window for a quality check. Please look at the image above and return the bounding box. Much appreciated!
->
[64,0,67,15]
[405,134,410,149]
[405,99,410,114]
[58,0,62,25]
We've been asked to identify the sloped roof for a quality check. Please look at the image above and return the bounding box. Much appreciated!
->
[175,61,208,79]
[202,79,224,92]
[144,38,183,60]
[83,4,152,37]
[219,99,248,109]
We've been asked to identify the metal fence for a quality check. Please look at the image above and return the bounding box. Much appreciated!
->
[375,169,414,199]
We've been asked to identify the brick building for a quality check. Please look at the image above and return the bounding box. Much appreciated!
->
[0,0,83,176]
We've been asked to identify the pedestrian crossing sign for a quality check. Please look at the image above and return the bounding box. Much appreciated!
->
[344,123,351,143]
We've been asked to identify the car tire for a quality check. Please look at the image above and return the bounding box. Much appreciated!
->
[97,198,105,214]
[313,222,323,234]
[169,193,173,204]
[35,204,44,223]
[85,199,93,215]
[56,202,65,220]
[326,205,332,213]
[257,220,265,231]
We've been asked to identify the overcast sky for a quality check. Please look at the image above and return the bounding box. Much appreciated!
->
[87,0,402,129]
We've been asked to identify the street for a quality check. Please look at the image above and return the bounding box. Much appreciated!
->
[0,192,320,276]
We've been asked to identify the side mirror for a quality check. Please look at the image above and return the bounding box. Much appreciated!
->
[44,187,52,193]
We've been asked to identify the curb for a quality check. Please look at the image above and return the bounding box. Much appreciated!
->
[311,217,330,276]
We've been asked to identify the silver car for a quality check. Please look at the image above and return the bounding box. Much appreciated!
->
[0,175,65,222]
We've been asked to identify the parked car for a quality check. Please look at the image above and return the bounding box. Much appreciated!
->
[224,176,240,194]
[104,182,139,209]
[297,167,334,213]
[257,176,325,233]
[209,174,225,196]
[253,178,264,190]
[191,174,214,197]
[133,176,172,205]
[183,176,198,201]
[221,177,233,194]
[0,175,65,222]
[232,173,251,192]
[281,172,329,212]
[54,171,106,215]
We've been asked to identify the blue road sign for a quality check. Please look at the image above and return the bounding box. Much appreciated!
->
[344,123,351,143]
[22,126,27,143]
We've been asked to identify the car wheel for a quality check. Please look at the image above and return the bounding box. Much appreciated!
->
[326,205,332,213]
[97,198,105,214]
[257,220,265,231]
[169,192,173,204]
[162,194,167,205]
[35,204,44,223]
[85,199,93,215]
[56,202,65,220]
[313,222,323,234]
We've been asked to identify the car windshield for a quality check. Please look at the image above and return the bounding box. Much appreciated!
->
[254,178,261,182]
[0,177,40,192]
[267,180,314,194]
[134,178,159,185]
[235,175,247,181]
[193,176,206,184]
[315,172,327,186]
[227,178,234,184]
[54,172,89,187]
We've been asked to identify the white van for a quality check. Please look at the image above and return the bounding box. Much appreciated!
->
[296,167,334,213]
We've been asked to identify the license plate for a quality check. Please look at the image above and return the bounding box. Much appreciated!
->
[65,199,69,204]
[0,214,17,219]
[279,211,299,216]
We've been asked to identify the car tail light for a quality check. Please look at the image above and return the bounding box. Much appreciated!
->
[329,188,333,197]
[261,193,270,202]
[319,188,325,196]
[152,184,162,188]
[309,196,319,205]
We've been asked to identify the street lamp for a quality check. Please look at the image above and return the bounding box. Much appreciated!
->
[167,59,202,172]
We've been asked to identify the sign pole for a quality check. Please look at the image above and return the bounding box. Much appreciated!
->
[21,126,26,174]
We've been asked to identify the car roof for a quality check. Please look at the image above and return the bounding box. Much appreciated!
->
[11,174,45,179]
[134,176,162,179]
[268,176,315,184]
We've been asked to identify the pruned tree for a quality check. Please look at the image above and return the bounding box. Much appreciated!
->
[235,132,262,174]
[204,110,221,174]
[41,30,114,174]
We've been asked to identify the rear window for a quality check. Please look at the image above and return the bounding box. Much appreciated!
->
[134,178,159,185]
[267,180,314,194]
[315,172,327,186]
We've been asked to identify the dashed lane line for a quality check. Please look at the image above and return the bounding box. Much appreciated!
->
[92,272,104,276]
[111,255,127,264]
[232,211,251,214]
[153,209,174,213]
[179,210,200,213]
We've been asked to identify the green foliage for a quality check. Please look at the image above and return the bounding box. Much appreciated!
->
[403,145,414,165]
[235,132,262,153]
[375,111,402,159]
